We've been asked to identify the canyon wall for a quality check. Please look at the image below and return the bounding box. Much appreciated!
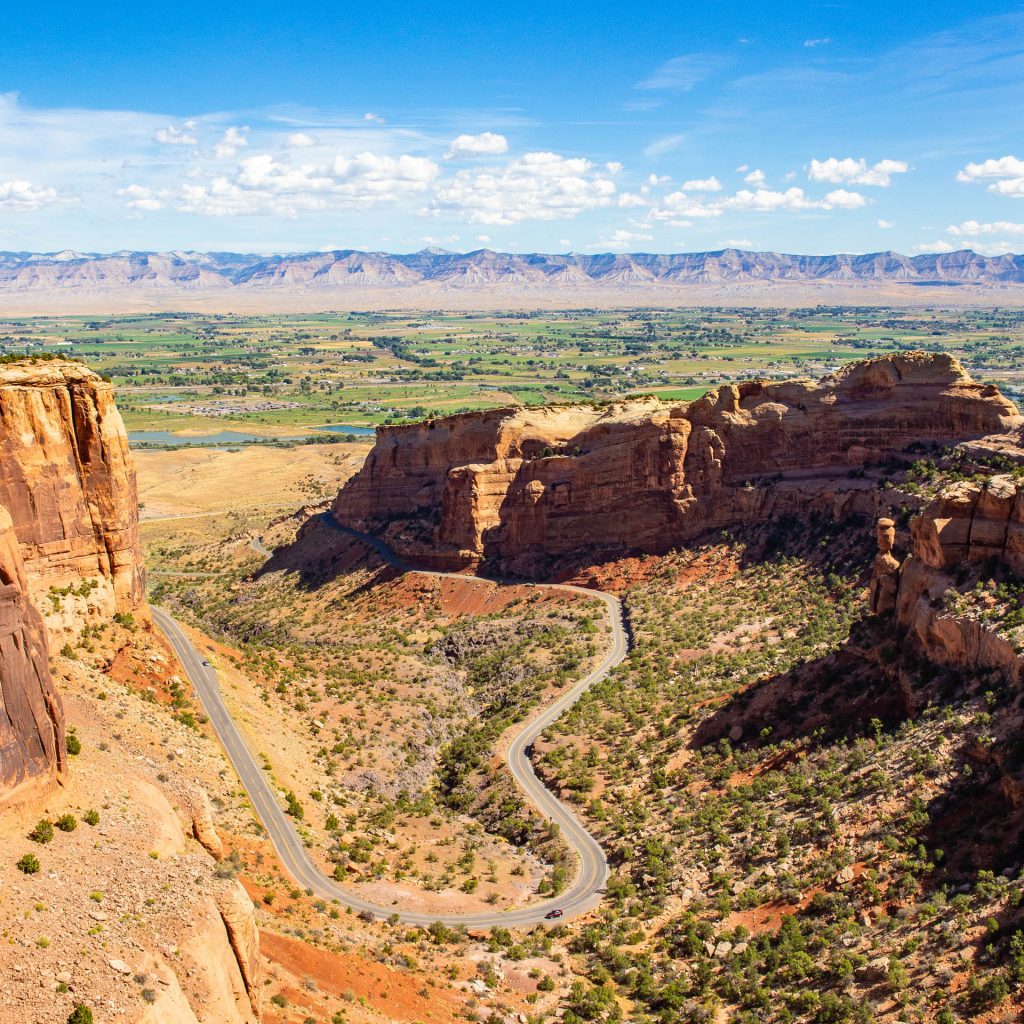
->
[333,353,1020,574]
[0,359,145,631]
[0,358,144,806]
[882,475,1024,687]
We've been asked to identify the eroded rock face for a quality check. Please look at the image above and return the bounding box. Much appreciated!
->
[333,353,1019,573]
[0,504,66,808]
[893,474,1024,684]
[0,360,145,625]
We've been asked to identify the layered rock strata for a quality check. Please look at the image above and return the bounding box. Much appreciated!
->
[333,353,1019,574]
[0,359,145,624]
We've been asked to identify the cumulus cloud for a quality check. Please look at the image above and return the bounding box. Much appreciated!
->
[429,151,617,225]
[681,176,722,192]
[153,121,197,146]
[591,228,654,251]
[284,132,318,148]
[180,151,440,216]
[807,157,909,187]
[635,53,731,91]
[947,219,1024,236]
[0,179,63,210]
[214,126,248,159]
[444,132,509,160]
[744,169,767,186]
[648,184,867,223]
[363,112,385,123]
[878,219,894,228]
[117,184,164,211]
[956,156,1024,198]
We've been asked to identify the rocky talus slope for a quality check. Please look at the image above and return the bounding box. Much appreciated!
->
[333,352,1020,574]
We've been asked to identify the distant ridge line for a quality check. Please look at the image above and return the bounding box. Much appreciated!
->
[0,246,1023,293]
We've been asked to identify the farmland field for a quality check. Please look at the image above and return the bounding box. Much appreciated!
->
[4,306,1024,446]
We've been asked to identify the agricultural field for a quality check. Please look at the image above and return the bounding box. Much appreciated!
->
[3,307,1024,448]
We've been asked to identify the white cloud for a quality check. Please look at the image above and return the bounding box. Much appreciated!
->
[430,151,617,225]
[617,192,648,208]
[807,157,909,187]
[363,112,385,123]
[803,38,831,47]
[947,219,1024,236]
[0,179,63,210]
[180,151,440,216]
[117,184,164,211]
[744,169,767,186]
[636,54,731,91]
[723,238,754,248]
[956,157,1024,199]
[476,234,490,243]
[956,156,1024,181]
[153,121,197,146]
[648,184,867,222]
[284,132,318,148]
[877,219,894,228]
[214,126,248,159]
[591,228,654,251]
[643,133,686,158]
[681,176,722,192]
[444,132,509,160]
[917,237,1018,256]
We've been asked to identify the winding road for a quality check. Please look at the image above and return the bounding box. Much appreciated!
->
[153,520,628,927]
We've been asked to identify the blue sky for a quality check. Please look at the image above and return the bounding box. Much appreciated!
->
[0,1,1022,255]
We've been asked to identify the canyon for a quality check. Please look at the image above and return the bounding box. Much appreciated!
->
[332,352,1020,575]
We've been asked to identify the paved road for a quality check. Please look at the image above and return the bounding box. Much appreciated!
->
[153,521,628,927]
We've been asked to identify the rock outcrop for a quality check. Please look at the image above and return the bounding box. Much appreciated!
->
[0,505,65,808]
[0,359,145,627]
[0,358,144,805]
[884,475,1024,685]
[333,353,1019,574]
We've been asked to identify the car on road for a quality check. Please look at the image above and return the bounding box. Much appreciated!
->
[202,659,211,666]
[544,909,563,920]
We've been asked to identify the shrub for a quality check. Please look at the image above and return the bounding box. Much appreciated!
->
[68,1007,93,1024]
[17,853,40,874]
[83,809,100,826]
[55,814,77,833]
[65,729,82,756]
[29,819,54,844]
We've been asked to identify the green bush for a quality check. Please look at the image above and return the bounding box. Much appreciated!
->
[68,1007,93,1024]
[17,853,40,874]
[55,814,77,833]
[83,809,100,826]
[65,729,82,756]
[29,819,54,843]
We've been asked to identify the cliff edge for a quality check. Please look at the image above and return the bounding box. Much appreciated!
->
[332,352,1020,574]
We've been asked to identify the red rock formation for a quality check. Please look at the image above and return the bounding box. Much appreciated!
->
[0,504,65,808]
[891,474,1024,685]
[0,359,144,806]
[0,360,145,624]
[333,353,1019,574]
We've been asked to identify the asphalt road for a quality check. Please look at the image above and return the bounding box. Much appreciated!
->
[153,521,628,927]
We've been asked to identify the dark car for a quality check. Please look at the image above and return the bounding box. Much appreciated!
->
[544,909,564,920]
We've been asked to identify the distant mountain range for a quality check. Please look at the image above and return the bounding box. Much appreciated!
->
[1,247,1023,294]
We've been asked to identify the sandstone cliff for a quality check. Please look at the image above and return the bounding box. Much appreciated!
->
[0,505,65,808]
[881,475,1024,687]
[0,359,144,805]
[333,353,1019,574]
[0,359,145,628]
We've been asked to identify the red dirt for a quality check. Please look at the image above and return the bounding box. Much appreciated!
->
[260,929,465,1024]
